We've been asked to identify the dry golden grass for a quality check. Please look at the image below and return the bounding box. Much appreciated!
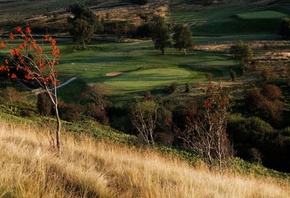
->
[0,120,290,198]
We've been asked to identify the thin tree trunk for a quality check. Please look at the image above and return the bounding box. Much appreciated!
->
[55,103,62,156]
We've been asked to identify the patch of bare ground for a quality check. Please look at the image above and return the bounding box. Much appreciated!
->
[91,0,169,27]
[106,72,124,76]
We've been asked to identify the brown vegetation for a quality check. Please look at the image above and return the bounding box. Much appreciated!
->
[1,120,290,197]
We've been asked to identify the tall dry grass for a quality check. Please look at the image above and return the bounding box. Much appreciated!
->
[0,120,289,198]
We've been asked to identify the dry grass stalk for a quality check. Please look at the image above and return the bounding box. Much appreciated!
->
[0,120,289,197]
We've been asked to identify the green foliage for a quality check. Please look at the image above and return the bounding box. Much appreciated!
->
[229,41,253,62]
[172,24,193,54]
[229,41,253,73]
[278,17,290,38]
[130,100,159,146]
[149,16,172,54]
[227,115,273,160]
[67,3,99,49]
[70,19,95,49]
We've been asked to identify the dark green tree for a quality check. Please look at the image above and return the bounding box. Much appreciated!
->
[173,24,193,55]
[70,19,95,49]
[149,15,172,55]
[278,17,290,38]
[67,3,98,49]
[229,41,253,73]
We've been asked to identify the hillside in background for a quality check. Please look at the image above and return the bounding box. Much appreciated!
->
[1,0,289,35]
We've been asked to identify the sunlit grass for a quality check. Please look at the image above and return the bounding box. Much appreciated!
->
[1,120,290,197]
[237,11,287,19]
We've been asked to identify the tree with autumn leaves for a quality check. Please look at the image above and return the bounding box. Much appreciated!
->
[0,27,62,155]
[174,85,233,171]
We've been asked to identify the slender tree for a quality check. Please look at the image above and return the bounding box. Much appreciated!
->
[0,27,62,155]
[149,15,172,55]
[175,86,232,171]
[130,101,159,146]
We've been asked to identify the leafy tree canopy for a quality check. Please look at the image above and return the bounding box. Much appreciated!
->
[67,3,98,49]
[173,24,193,54]
[149,15,172,55]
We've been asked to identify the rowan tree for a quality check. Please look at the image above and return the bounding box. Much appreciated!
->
[0,27,62,155]
[175,85,233,171]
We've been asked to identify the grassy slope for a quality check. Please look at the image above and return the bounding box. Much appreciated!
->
[1,118,290,198]
[170,0,290,37]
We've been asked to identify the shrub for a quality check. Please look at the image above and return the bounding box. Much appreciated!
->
[244,85,284,126]
[37,92,52,116]
[133,23,151,38]
[85,103,109,125]
[278,17,290,38]
[261,68,271,81]
[227,116,273,162]
[58,101,83,122]
[261,84,282,101]
[164,82,177,93]
[205,72,213,80]
[130,0,148,5]
[0,87,20,103]
[229,69,236,81]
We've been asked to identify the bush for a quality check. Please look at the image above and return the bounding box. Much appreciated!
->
[37,92,52,116]
[278,17,290,38]
[130,0,148,5]
[132,23,151,38]
[58,101,83,122]
[261,84,282,101]
[0,87,20,103]
[227,116,273,162]
[244,85,284,127]
[229,69,236,81]
[164,82,178,93]
[205,72,213,80]
[85,103,109,125]
[261,68,271,81]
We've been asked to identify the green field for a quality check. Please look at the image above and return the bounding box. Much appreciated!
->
[170,1,290,36]
[54,39,237,102]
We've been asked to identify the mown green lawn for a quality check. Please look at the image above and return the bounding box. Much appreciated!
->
[170,1,290,36]
[56,39,237,101]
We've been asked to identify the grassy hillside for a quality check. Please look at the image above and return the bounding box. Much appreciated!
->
[169,0,290,36]
[1,119,290,197]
